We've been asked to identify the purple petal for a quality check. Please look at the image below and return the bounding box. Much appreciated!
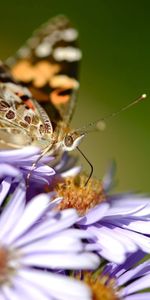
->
[103,251,145,279]
[121,219,150,234]
[104,197,150,217]
[26,173,50,184]
[54,152,78,174]
[61,166,81,177]
[87,225,127,263]
[22,164,55,175]
[121,274,150,296]
[48,196,63,209]
[111,227,138,252]
[0,182,26,242]
[35,208,79,234]
[114,228,150,253]
[6,194,50,244]
[78,202,110,225]
[13,209,79,248]
[0,146,40,160]
[124,294,150,300]
[0,177,12,205]
[102,161,116,191]
[18,268,91,300]
[15,154,54,165]
[11,276,50,300]
[99,247,126,263]
[132,203,150,216]
[22,252,100,270]
[20,228,93,255]
[105,216,150,235]
[0,163,21,177]
[21,234,84,253]
[0,292,7,300]
[118,259,150,286]
[2,286,21,300]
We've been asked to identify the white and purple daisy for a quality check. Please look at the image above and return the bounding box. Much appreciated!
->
[100,251,150,299]
[75,251,150,299]
[0,179,100,300]
[78,192,150,264]
[55,166,150,264]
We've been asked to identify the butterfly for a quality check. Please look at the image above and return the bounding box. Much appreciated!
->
[0,15,84,155]
[0,15,146,183]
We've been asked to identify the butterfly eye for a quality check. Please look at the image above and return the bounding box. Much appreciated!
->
[64,135,74,147]
[63,132,85,152]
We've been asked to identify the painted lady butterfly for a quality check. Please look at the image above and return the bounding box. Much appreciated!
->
[0,15,146,182]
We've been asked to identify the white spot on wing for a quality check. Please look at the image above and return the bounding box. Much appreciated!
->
[2,83,31,104]
[5,57,16,65]
[53,47,82,62]
[35,43,52,57]
[62,28,78,41]
[17,47,31,58]
[27,36,40,47]
[44,30,61,44]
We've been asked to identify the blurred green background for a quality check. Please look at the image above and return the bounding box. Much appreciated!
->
[0,0,150,192]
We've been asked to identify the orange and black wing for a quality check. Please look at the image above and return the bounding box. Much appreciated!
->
[6,15,81,130]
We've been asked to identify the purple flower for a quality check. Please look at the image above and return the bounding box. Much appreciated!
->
[101,251,150,299]
[0,148,80,193]
[0,147,82,203]
[0,146,55,184]
[0,180,100,300]
[55,164,150,264]
[77,192,150,264]
[76,251,150,299]
[54,152,81,178]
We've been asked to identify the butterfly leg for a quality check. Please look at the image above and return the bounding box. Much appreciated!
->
[26,142,55,187]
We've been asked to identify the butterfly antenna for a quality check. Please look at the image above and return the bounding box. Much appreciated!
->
[77,146,93,186]
[75,93,147,185]
[99,93,147,122]
[77,93,147,134]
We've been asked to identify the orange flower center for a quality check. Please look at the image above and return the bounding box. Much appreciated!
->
[0,247,10,284]
[55,175,106,216]
[75,271,120,300]
[0,246,18,285]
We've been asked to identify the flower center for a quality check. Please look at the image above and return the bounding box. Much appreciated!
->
[55,175,106,216]
[0,246,16,285]
[76,271,120,300]
[0,247,10,284]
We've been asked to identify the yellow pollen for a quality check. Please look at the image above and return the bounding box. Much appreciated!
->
[55,175,106,216]
[0,246,17,285]
[76,272,120,300]
[0,247,10,284]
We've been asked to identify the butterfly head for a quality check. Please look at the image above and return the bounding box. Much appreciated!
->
[62,131,85,151]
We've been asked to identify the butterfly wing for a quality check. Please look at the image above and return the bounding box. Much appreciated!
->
[6,15,81,131]
[0,62,53,150]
